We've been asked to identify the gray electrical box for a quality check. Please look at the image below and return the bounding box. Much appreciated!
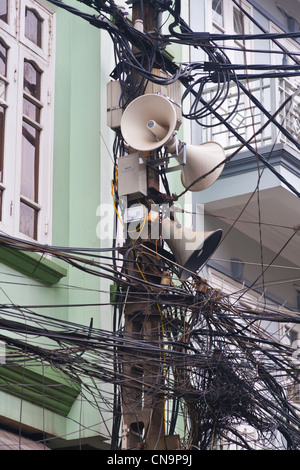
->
[107,71,182,130]
[107,80,124,129]
[118,153,147,199]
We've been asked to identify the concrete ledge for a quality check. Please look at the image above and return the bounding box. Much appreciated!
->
[221,143,300,179]
[0,364,80,416]
[0,247,67,285]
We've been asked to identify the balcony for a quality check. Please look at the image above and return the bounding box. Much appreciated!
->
[199,75,300,153]
[193,75,300,271]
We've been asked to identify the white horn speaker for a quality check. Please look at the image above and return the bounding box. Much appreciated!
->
[161,217,222,279]
[174,141,225,192]
[149,211,222,280]
[120,93,177,152]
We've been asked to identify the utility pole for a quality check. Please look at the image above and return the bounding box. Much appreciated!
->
[120,1,179,451]
[109,1,224,449]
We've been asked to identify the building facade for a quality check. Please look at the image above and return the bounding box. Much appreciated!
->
[0,0,115,450]
[189,0,300,445]
[0,0,299,451]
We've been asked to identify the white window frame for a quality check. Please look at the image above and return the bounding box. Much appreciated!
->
[0,0,17,38]
[269,22,300,67]
[206,0,253,65]
[269,22,300,148]
[0,0,55,244]
[199,1,257,149]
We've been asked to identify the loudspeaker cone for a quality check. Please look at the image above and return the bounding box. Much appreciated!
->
[162,218,222,279]
[178,228,223,279]
[120,94,177,152]
[149,211,222,280]
[175,141,225,192]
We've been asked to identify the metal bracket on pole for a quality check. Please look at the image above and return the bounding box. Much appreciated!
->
[144,139,187,174]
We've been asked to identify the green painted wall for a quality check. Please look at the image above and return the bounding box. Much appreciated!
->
[0,0,115,445]
[50,0,115,443]
[52,0,115,330]
[0,0,191,446]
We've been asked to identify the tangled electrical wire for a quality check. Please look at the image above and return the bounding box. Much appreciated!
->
[0,234,300,450]
[2,0,298,451]
[46,0,300,200]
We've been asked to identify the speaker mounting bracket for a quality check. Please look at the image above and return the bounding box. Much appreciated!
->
[144,143,186,175]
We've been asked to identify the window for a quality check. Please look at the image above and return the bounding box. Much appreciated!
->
[212,0,224,29]
[269,22,300,149]
[0,40,8,221]
[25,8,42,48]
[211,0,225,61]
[209,0,252,61]
[0,1,8,23]
[233,7,246,63]
[0,0,55,243]
[233,8,244,35]
[199,0,254,148]
[21,60,42,239]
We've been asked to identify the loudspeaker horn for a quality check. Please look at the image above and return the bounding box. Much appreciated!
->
[120,94,177,152]
[149,211,222,280]
[173,141,225,192]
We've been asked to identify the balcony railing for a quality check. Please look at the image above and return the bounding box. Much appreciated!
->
[199,75,300,155]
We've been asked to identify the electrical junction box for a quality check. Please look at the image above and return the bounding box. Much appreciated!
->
[118,153,147,199]
[145,68,182,130]
[107,69,182,130]
[107,80,124,130]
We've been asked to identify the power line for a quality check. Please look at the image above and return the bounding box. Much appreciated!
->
[5,0,298,450]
